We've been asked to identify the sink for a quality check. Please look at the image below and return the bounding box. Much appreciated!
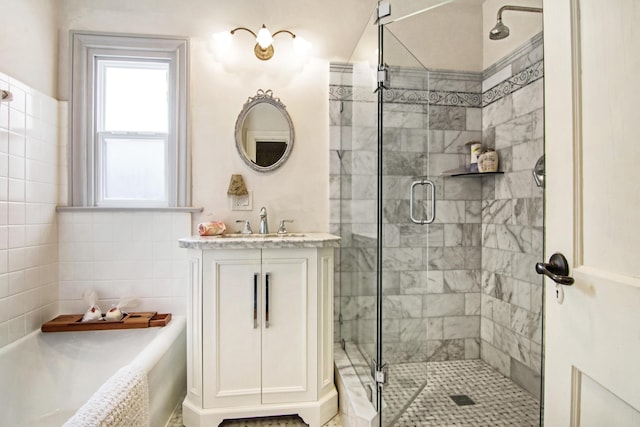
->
[220,233,306,238]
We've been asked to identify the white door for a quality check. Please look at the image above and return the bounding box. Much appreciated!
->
[203,250,262,408]
[543,0,640,425]
[261,249,315,404]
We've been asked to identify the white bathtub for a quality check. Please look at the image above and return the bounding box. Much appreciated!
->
[0,316,186,427]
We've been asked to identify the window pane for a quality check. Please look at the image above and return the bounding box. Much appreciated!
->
[101,61,169,132]
[102,137,166,203]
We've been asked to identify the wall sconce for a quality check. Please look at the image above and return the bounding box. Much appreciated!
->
[229,24,311,60]
[227,174,252,210]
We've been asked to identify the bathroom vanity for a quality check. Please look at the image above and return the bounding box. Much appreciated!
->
[179,233,340,427]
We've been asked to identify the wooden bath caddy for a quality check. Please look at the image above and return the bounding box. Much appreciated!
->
[41,312,171,332]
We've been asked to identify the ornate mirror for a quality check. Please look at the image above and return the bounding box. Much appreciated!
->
[234,89,294,172]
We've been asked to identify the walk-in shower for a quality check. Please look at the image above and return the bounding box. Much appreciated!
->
[331,0,545,426]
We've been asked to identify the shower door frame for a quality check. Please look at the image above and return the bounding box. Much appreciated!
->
[373,7,436,425]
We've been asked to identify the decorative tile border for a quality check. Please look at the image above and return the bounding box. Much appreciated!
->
[482,60,544,107]
[332,58,543,108]
[426,90,482,107]
[330,84,482,107]
[382,87,482,107]
[329,84,354,101]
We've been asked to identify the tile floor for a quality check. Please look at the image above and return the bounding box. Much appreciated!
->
[170,360,539,427]
[386,360,540,427]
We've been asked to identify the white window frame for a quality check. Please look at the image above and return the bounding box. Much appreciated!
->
[70,32,190,207]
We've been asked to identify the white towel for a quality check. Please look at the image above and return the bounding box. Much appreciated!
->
[64,363,150,427]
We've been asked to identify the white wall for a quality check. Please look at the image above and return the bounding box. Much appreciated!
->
[0,0,59,98]
[57,0,378,234]
[384,0,484,71]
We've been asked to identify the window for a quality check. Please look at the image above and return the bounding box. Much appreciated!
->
[71,32,189,207]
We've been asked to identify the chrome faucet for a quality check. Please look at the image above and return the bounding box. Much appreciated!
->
[259,207,269,234]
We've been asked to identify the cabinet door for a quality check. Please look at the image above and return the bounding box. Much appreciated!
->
[203,250,262,408]
[261,249,316,404]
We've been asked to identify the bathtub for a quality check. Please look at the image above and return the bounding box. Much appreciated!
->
[0,316,186,427]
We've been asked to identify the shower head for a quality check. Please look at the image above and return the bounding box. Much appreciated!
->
[489,5,542,40]
[489,19,510,40]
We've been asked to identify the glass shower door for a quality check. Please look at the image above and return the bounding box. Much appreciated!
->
[335,1,456,424]
[334,4,381,406]
[376,17,436,427]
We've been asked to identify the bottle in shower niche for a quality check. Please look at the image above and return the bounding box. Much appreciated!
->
[478,148,499,173]
[465,141,484,173]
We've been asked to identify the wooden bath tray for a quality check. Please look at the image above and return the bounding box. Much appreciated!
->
[41,312,171,332]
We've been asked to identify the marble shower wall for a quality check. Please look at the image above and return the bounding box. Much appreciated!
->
[330,63,484,365]
[479,33,544,398]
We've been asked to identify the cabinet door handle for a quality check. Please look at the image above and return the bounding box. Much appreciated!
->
[253,273,258,329]
[265,272,270,328]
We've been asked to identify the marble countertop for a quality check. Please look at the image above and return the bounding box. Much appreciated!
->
[178,232,341,249]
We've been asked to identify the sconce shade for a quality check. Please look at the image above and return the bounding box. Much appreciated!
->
[256,25,273,49]
[227,174,248,196]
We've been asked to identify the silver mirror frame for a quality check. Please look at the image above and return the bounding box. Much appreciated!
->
[234,89,295,173]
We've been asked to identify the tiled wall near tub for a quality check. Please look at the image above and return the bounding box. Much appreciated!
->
[0,73,61,348]
[57,211,192,316]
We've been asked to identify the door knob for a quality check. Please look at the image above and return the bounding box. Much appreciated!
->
[535,253,575,286]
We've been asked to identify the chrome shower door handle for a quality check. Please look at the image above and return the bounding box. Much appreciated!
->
[410,179,436,225]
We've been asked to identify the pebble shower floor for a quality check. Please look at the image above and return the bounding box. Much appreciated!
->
[169,360,539,427]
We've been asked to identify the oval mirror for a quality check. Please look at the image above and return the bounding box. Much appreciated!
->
[234,89,294,172]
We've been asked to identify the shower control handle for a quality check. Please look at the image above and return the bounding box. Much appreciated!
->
[535,253,575,286]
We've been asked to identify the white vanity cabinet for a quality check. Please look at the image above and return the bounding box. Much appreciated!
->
[180,234,339,427]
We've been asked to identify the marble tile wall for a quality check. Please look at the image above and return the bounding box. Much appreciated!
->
[0,73,60,348]
[479,33,544,398]
[330,63,485,365]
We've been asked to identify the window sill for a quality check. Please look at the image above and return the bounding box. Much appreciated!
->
[56,206,203,213]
